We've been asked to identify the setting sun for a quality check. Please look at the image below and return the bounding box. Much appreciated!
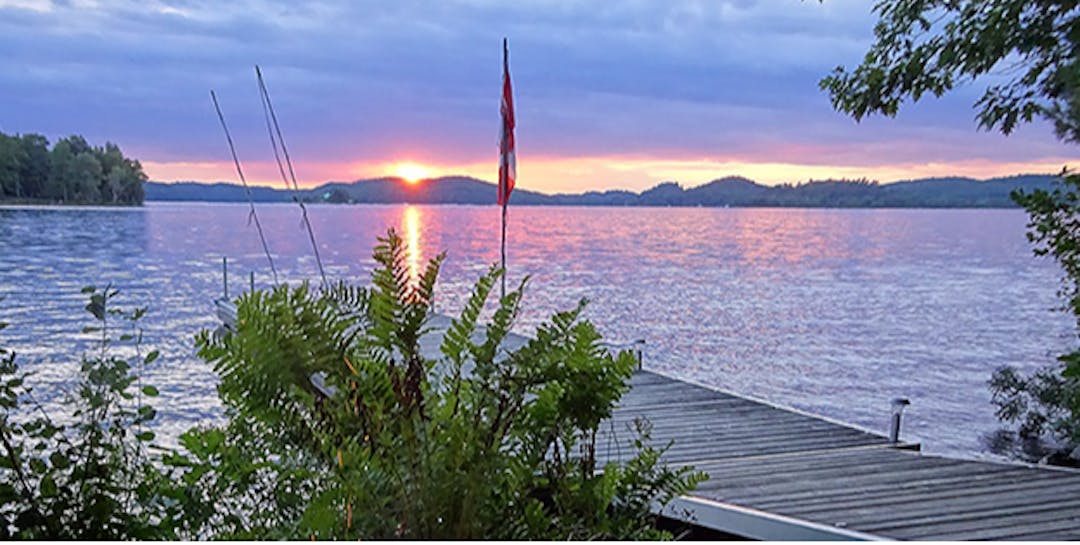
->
[392,162,434,184]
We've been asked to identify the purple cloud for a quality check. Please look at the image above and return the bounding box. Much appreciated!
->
[0,0,1075,187]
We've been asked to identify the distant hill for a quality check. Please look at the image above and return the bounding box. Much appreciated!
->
[143,181,291,202]
[313,176,556,205]
[144,173,1063,208]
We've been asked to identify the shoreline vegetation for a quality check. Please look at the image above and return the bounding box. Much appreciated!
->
[0,234,701,539]
[0,131,145,206]
[145,173,1061,208]
[0,126,1059,209]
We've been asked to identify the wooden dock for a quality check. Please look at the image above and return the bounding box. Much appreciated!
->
[425,314,1080,541]
[608,370,1080,540]
[219,304,1080,540]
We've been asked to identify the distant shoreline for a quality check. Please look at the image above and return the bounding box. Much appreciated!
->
[2,200,1027,210]
[134,200,1025,210]
[4,174,1056,209]
[0,198,142,207]
[143,173,1060,209]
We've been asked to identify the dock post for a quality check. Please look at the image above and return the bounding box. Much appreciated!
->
[222,257,228,299]
[635,339,645,370]
[250,271,255,293]
[890,398,910,443]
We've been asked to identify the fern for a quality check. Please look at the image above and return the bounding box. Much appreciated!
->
[440,265,499,377]
[186,229,703,539]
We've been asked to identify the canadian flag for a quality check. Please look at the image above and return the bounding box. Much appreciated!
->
[498,38,516,207]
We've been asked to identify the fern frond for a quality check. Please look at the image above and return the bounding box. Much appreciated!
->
[400,252,445,346]
[439,265,500,380]
[484,276,528,361]
[414,251,446,306]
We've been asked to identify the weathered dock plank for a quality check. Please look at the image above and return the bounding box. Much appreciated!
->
[617,377,1080,540]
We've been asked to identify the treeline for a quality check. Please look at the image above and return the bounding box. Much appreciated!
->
[146,173,1062,208]
[549,175,1061,208]
[0,132,145,205]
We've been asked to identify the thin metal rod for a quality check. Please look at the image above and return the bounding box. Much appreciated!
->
[499,39,509,300]
[222,256,228,299]
[501,203,507,299]
[210,90,280,285]
[254,65,328,287]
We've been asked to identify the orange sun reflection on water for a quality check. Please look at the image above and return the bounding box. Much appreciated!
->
[402,205,422,286]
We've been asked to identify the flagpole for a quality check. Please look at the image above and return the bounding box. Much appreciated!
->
[500,37,509,300]
[501,198,507,299]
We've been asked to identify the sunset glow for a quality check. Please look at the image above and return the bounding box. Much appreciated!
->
[142,153,1080,194]
[392,162,434,184]
[7,1,1080,196]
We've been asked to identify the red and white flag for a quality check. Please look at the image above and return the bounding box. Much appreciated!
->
[498,39,516,207]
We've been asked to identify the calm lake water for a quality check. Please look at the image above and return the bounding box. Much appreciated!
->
[0,202,1074,459]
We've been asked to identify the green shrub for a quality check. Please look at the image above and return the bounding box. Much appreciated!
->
[0,232,702,539]
[187,229,704,539]
[989,172,1080,464]
[0,286,177,539]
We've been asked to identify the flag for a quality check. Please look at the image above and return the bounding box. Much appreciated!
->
[498,39,516,207]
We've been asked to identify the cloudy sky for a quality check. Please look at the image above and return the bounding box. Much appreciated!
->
[1,0,1077,193]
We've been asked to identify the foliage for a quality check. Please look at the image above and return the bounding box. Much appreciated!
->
[1015,173,1080,330]
[0,131,145,204]
[0,135,27,199]
[821,0,1080,464]
[988,364,1080,456]
[986,172,1080,463]
[150,174,1061,208]
[0,287,177,539]
[821,1,1080,143]
[189,229,704,539]
[0,235,702,539]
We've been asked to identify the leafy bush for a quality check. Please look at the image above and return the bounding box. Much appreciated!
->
[989,172,1080,464]
[987,364,1080,463]
[187,229,704,539]
[0,233,701,539]
[0,286,177,539]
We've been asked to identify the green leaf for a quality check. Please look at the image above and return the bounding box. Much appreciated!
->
[40,475,57,497]
[145,350,160,364]
[86,293,106,321]
[39,423,57,439]
[142,385,159,397]
[136,431,155,442]
[49,451,70,470]
[27,458,45,474]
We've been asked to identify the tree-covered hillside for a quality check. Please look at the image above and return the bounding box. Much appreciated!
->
[0,132,145,205]
[146,173,1062,208]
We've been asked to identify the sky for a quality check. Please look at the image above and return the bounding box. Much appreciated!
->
[0,0,1078,194]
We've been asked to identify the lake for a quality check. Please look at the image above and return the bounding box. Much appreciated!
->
[0,202,1073,459]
